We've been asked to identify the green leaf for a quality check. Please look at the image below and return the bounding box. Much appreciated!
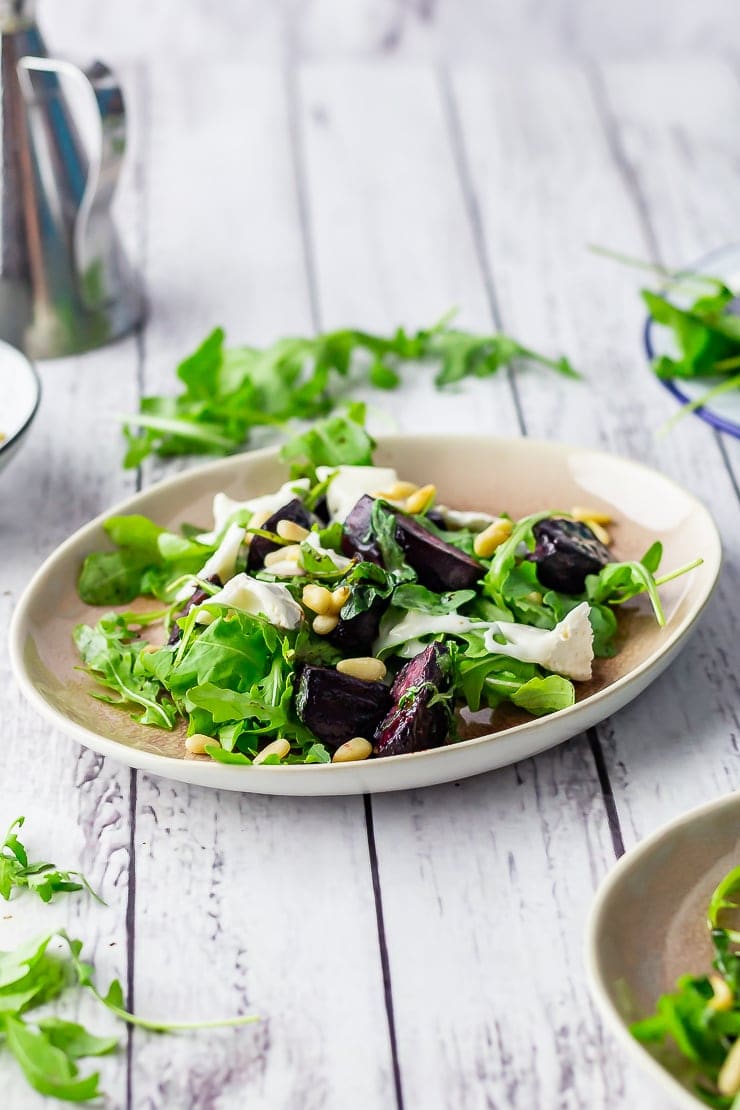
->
[509,674,575,715]
[36,1017,118,1059]
[392,584,476,615]
[4,1016,103,1101]
[280,404,376,476]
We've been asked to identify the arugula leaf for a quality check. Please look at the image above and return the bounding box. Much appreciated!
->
[391,584,476,615]
[280,403,375,477]
[3,1016,104,1102]
[120,315,575,466]
[74,615,177,729]
[0,817,102,905]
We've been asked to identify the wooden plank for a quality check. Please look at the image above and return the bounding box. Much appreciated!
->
[127,61,395,1109]
[0,68,146,1108]
[451,61,740,848]
[42,1,737,62]
[298,63,656,1109]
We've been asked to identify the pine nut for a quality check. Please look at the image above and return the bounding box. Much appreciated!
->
[585,520,612,546]
[571,505,612,526]
[276,519,310,542]
[332,737,373,763]
[373,480,418,500]
[473,517,514,558]
[336,657,387,682]
[313,613,339,635]
[405,484,436,515]
[264,544,301,567]
[253,738,291,765]
[524,591,543,605]
[718,1036,740,1096]
[303,584,334,614]
[185,733,213,755]
[709,973,734,1012]
[330,586,351,611]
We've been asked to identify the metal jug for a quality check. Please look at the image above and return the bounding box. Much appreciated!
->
[0,0,141,358]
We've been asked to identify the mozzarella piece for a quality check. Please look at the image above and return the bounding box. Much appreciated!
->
[483,601,594,682]
[375,611,486,656]
[196,480,310,543]
[303,531,353,570]
[316,465,398,523]
[375,601,595,681]
[436,505,497,532]
[175,521,246,602]
[196,573,303,630]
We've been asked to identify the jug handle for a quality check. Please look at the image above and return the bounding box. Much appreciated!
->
[17,57,128,311]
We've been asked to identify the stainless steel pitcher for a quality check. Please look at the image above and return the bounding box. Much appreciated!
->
[0,0,142,358]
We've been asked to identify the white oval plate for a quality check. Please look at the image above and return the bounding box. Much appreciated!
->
[9,436,721,795]
[587,793,740,1109]
[0,341,41,473]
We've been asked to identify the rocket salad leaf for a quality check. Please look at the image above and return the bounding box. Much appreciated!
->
[120,314,576,467]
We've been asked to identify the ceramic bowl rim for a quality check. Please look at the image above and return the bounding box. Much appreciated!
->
[586,791,740,1110]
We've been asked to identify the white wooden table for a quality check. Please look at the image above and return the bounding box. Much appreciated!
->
[3,48,740,1110]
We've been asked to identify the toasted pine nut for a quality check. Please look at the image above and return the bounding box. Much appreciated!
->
[473,517,514,558]
[336,657,387,682]
[718,1036,740,1096]
[313,613,339,636]
[330,586,351,611]
[524,591,543,605]
[332,737,373,763]
[264,544,301,567]
[253,738,291,765]
[586,520,612,546]
[373,480,418,500]
[185,733,213,755]
[709,973,734,1012]
[571,506,612,526]
[405,484,436,515]
[276,519,310,542]
[142,643,159,653]
[303,584,334,614]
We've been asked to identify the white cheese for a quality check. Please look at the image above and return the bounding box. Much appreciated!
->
[175,521,246,602]
[374,600,595,681]
[436,506,497,532]
[483,601,594,682]
[196,573,303,630]
[196,479,311,543]
[374,611,486,656]
[303,531,353,570]
[316,465,398,522]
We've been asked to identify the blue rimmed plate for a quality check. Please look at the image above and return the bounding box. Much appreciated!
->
[644,243,740,439]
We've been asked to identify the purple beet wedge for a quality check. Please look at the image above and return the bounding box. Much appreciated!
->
[247,498,316,571]
[294,664,392,749]
[374,643,451,757]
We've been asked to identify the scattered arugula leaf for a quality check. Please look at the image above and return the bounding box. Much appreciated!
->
[0,929,258,1103]
[120,314,576,466]
[0,817,102,905]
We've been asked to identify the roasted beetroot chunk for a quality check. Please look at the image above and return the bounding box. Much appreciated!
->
[528,518,611,594]
[395,515,482,592]
[295,665,392,749]
[341,494,383,564]
[167,574,222,645]
[327,599,385,656]
[247,498,315,571]
[374,643,451,758]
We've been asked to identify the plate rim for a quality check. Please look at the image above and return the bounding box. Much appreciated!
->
[9,434,723,792]
[585,791,740,1110]
[0,341,41,460]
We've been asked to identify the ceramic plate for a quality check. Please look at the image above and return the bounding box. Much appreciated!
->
[587,793,740,1109]
[9,436,722,795]
[645,243,740,439]
[0,341,41,472]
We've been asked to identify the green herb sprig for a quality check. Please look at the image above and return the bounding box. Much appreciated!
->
[0,818,102,905]
[120,314,576,467]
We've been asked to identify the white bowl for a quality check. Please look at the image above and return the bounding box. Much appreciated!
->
[587,793,740,1109]
[9,435,722,795]
[0,341,40,473]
